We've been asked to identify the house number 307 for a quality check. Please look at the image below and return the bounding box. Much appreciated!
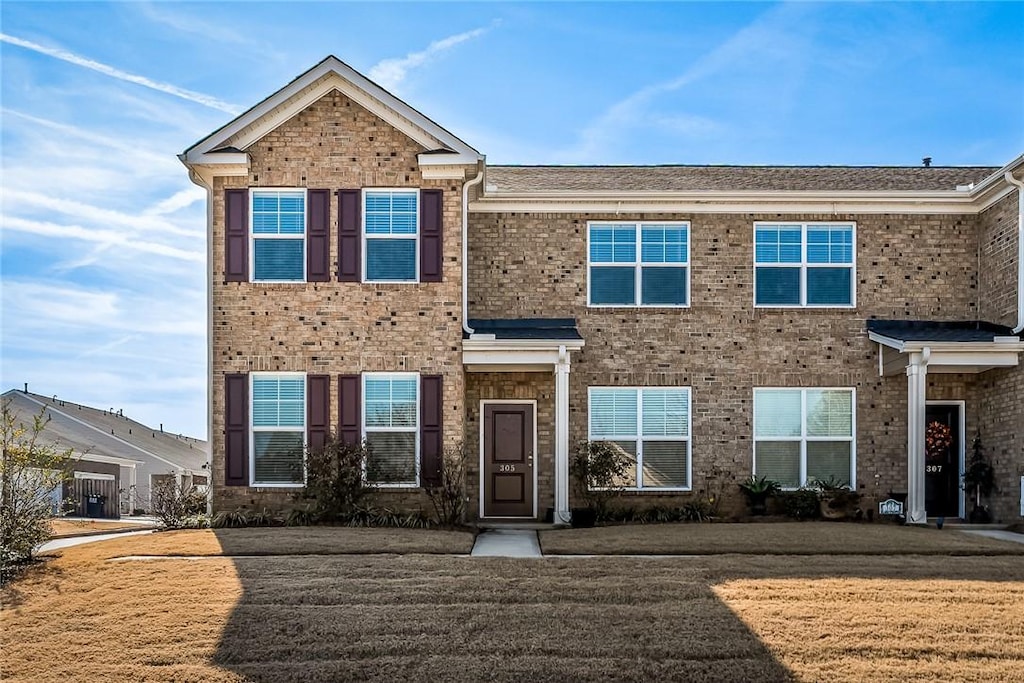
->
[498,464,516,473]
[926,465,943,473]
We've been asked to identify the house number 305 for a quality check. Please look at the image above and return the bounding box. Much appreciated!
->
[926,465,943,473]
[498,464,516,473]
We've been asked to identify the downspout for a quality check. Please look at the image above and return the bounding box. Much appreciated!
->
[462,167,485,336]
[187,166,215,518]
[1004,171,1024,333]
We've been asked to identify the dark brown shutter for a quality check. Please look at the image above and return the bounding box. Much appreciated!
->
[224,189,248,282]
[338,374,361,446]
[420,375,443,487]
[224,373,249,486]
[306,189,330,282]
[419,189,443,283]
[338,190,361,282]
[307,374,330,454]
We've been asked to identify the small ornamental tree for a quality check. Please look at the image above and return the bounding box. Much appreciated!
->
[297,436,374,522]
[1,399,75,580]
[963,432,996,523]
[424,442,468,527]
[571,440,631,521]
[150,476,207,529]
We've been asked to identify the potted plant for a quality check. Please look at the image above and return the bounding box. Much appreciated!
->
[963,432,996,523]
[814,476,860,520]
[569,440,630,527]
[738,476,780,516]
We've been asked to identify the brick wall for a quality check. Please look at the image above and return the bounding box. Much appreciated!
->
[208,91,469,512]
[978,189,1019,327]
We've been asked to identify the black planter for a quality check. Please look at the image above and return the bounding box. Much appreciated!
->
[571,507,597,528]
[747,493,769,516]
[968,504,992,524]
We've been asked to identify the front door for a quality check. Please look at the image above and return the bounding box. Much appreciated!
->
[482,403,535,518]
[925,403,962,517]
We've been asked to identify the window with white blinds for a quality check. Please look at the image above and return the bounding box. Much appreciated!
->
[754,222,855,307]
[251,373,305,485]
[588,387,691,490]
[363,373,419,486]
[251,190,305,281]
[753,388,855,488]
[364,190,418,282]
[588,222,689,306]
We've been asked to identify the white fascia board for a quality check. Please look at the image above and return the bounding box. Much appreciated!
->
[969,153,1024,197]
[462,338,585,352]
[182,57,479,166]
[470,190,989,215]
[418,152,481,166]
[180,152,249,167]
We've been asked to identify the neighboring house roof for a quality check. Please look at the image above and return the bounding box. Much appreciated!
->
[866,320,1019,344]
[466,318,584,341]
[485,165,1000,194]
[2,390,207,472]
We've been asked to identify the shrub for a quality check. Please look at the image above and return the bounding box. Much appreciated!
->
[780,488,821,520]
[150,476,207,529]
[424,442,468,527]
[571,440,631,521]
[210,509,250,529]
[298,436,375,522]
[1,400,75,582]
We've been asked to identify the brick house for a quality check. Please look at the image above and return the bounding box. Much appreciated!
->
[181,56,1024,524]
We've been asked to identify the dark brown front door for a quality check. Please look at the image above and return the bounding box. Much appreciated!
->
[483,403,535,518]
[925,403,961,517]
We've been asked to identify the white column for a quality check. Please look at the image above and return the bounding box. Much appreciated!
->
[554,345,571,524]
[906,349,929,524]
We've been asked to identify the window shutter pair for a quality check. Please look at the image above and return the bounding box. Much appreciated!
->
[224,188,331,283]
[224,373,443,487]
[339,374,443,487]
[223,373,330,486]
[338,188,443,282]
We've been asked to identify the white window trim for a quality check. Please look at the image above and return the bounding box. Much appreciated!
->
[752,387,857,490]
[362,372,420,488]
[753,221,857,309]
[587,220,691,308]
[249,188,308,284]
[362,188,420,284]
[249,371,306,488]
[587,386,692,492]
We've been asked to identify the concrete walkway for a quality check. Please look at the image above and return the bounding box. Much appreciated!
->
[38,529,154,553]
[959,529,1024,545]
[470,529,542,558]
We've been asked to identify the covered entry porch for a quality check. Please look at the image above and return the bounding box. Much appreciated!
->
[869,320,1024,523]
[463,319,584,523]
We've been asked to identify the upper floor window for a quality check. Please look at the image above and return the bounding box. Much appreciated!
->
[251,373,305,485]
[363,373,419,486]
[364,189,418,282]
[588,222,689,306]
[251,190,305,282]
[753,388,855,489]
[754,222,855,307]
[588,387,691,490]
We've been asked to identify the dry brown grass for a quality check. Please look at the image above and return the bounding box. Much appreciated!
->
[48,518,151,537]
[539,521,1024,556]
[4,531,1024,682]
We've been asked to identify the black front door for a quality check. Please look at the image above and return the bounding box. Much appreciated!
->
[925,404,961,517]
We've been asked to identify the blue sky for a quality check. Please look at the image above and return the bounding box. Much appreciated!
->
[2,1,1022,439]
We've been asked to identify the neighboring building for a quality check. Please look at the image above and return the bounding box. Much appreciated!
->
[2,389,208,517]
[181,56,1024,524]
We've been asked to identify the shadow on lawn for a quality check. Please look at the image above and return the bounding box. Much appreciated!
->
[210,554,796,683]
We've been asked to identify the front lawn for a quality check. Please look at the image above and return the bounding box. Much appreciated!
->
[539,521,1024,556]
[3,532,1023,682]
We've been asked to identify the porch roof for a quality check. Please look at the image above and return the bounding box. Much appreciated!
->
[463,318,583,372]
[464,318,583,341]
[867,320,1024,376]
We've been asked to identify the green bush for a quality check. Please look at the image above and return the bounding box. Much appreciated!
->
[297,436,374,522]
[780,489,821,519]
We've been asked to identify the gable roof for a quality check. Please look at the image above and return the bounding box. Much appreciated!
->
[485,165,1000,194]
[2,390,207,472]
[181,55,481,168]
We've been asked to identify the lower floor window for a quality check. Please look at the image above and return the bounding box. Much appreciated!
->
[251,374,305,485]
[588,387,691,490]
[364,374,419,486]
[753,388,855,488]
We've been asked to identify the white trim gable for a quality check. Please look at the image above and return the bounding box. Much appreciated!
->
[180,56,480,169]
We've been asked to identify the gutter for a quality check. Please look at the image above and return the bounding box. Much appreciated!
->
[1004,171,1024,334]
[462,168,485,336]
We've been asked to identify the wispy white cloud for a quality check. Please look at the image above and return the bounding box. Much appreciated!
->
[2,216,204,262]
[0,33,243,114]
[369,23,498,90]
[145,187,206,216]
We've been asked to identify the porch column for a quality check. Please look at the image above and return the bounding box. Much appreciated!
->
[554,345,571,524]
[906,349,929,524]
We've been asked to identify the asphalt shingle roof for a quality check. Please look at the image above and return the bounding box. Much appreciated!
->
[486,165,999,193]
[866,320,1019,343]
[467,318,583,341]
